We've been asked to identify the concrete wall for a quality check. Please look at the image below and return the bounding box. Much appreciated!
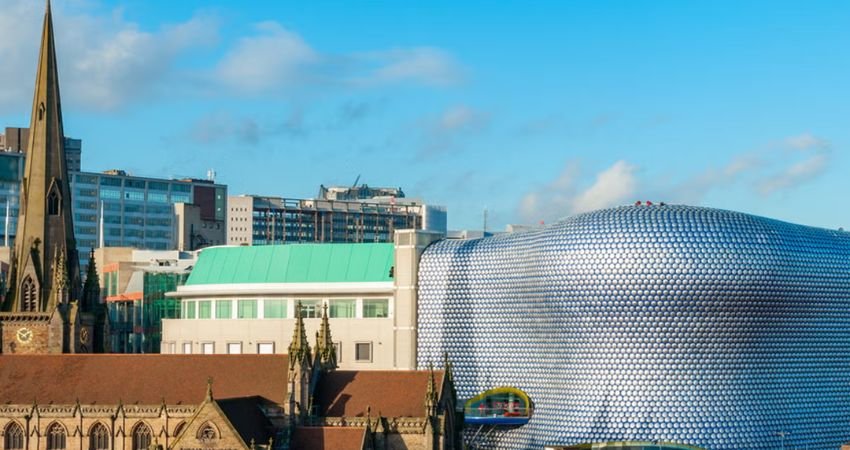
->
[162,316,396,370]
[227,196,253,245]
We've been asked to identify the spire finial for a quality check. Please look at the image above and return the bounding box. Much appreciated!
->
[288,301,310,369]
[205,376,213,401]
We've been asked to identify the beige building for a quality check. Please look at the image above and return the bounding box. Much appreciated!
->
[161,230,442,370]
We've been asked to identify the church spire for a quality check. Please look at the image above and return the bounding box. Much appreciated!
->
[6,0,80,313]
[314,303,337,371]
[288,301,311,369]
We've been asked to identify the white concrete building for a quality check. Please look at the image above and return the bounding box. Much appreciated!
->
[161,230,442,370]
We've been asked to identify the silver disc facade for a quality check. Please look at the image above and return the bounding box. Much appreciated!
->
[417,205,850,450]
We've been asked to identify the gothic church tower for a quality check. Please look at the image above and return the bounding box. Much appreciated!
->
[0,1,102,354]
[6,0,80,313]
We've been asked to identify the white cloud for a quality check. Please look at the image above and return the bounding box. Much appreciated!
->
[571,160,638,214]
[214,22,319,94]
[785,133,829,150]
[516,132,835,224]
[418,105,490,156]
[758,150,829,195]
[0,3,462,112]
[360,47,463,86]
[0,0,217,111]
[518,160,637,222]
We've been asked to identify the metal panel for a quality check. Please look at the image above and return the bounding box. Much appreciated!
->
[417,205,850,450]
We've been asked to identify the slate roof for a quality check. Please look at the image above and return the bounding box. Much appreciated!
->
[0,354,289,405]
[218,397,274,446]
[314,370,443,418]
[185,244,395,285]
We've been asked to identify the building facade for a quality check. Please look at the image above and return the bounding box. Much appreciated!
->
[99,248,195,353]
[227,194,446,246]
[0,156,227,271]
[161,230,443,370]
[417,204,850,450]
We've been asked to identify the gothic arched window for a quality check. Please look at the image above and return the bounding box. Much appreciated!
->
[47,190,60,216]
[21,276,37,312]
[4,422,23,450]
[172,422,186,438]
[131,423,151,450]
[89,423,109,450]
[46,423,66,450]
[197,423,217,444]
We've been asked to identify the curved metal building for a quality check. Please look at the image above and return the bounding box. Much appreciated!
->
[417,205,850,449]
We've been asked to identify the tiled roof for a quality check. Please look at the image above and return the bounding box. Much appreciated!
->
[0,354,289,405]
[185,244,395,285]
[290,427,365,450]
[314,370,443,418]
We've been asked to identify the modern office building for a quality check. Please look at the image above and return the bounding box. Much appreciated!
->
[417,204,850,450]
[162,230,443,370]
[99,248,196,353]
[317,183,405,201]
[227,194,446,246]
[0,148,227,270]
[1,126,81,171]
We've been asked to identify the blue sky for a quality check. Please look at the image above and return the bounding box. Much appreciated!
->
[1,0,848,231]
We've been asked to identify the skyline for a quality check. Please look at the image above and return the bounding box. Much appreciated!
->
[0,0,847,231]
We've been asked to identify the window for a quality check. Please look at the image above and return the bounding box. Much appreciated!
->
[237,300,257,319]
[46,423,66,450]
[99,188,120,199]
[149,181,169,191]
[184,301,196,319]
[215,300,232,319]
[100,177,122,187]
[329,299,355,318]
[182,342,192,354]
[148,192,168,203]
[171,193,191,203]
[197,424,217,444]
[89,423,109,450]
[363,299,389,318]
[227,342,242,354]
[132,424,151,450]
[298,300,320,318]
[257,342,275,354]
[124,191,144,202]
[4,422,23,450]
[47,190,60,215]
[334,342,342,362]
[21,276,37,312]
[168,342,176,354]
[355,342,372,362]
[201,342,214,354]
[198,301,211,319]
[173,422,186,438]
[75,174,98,185]
[125,179,145,189]
[263,299,286,318]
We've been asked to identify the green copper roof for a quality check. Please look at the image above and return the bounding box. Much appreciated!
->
[185,243,395,285]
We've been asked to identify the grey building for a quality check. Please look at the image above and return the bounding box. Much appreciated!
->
[0,149,227,271]
[227,193,446,246]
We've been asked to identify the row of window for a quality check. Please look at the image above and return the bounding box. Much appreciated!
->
[1,420,193,450]
[181,298,390,320]
[74,174,193,194]
[165,340,374,362]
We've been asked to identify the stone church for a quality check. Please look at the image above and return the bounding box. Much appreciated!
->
[0,0,104,354]
[0,302,460,450]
